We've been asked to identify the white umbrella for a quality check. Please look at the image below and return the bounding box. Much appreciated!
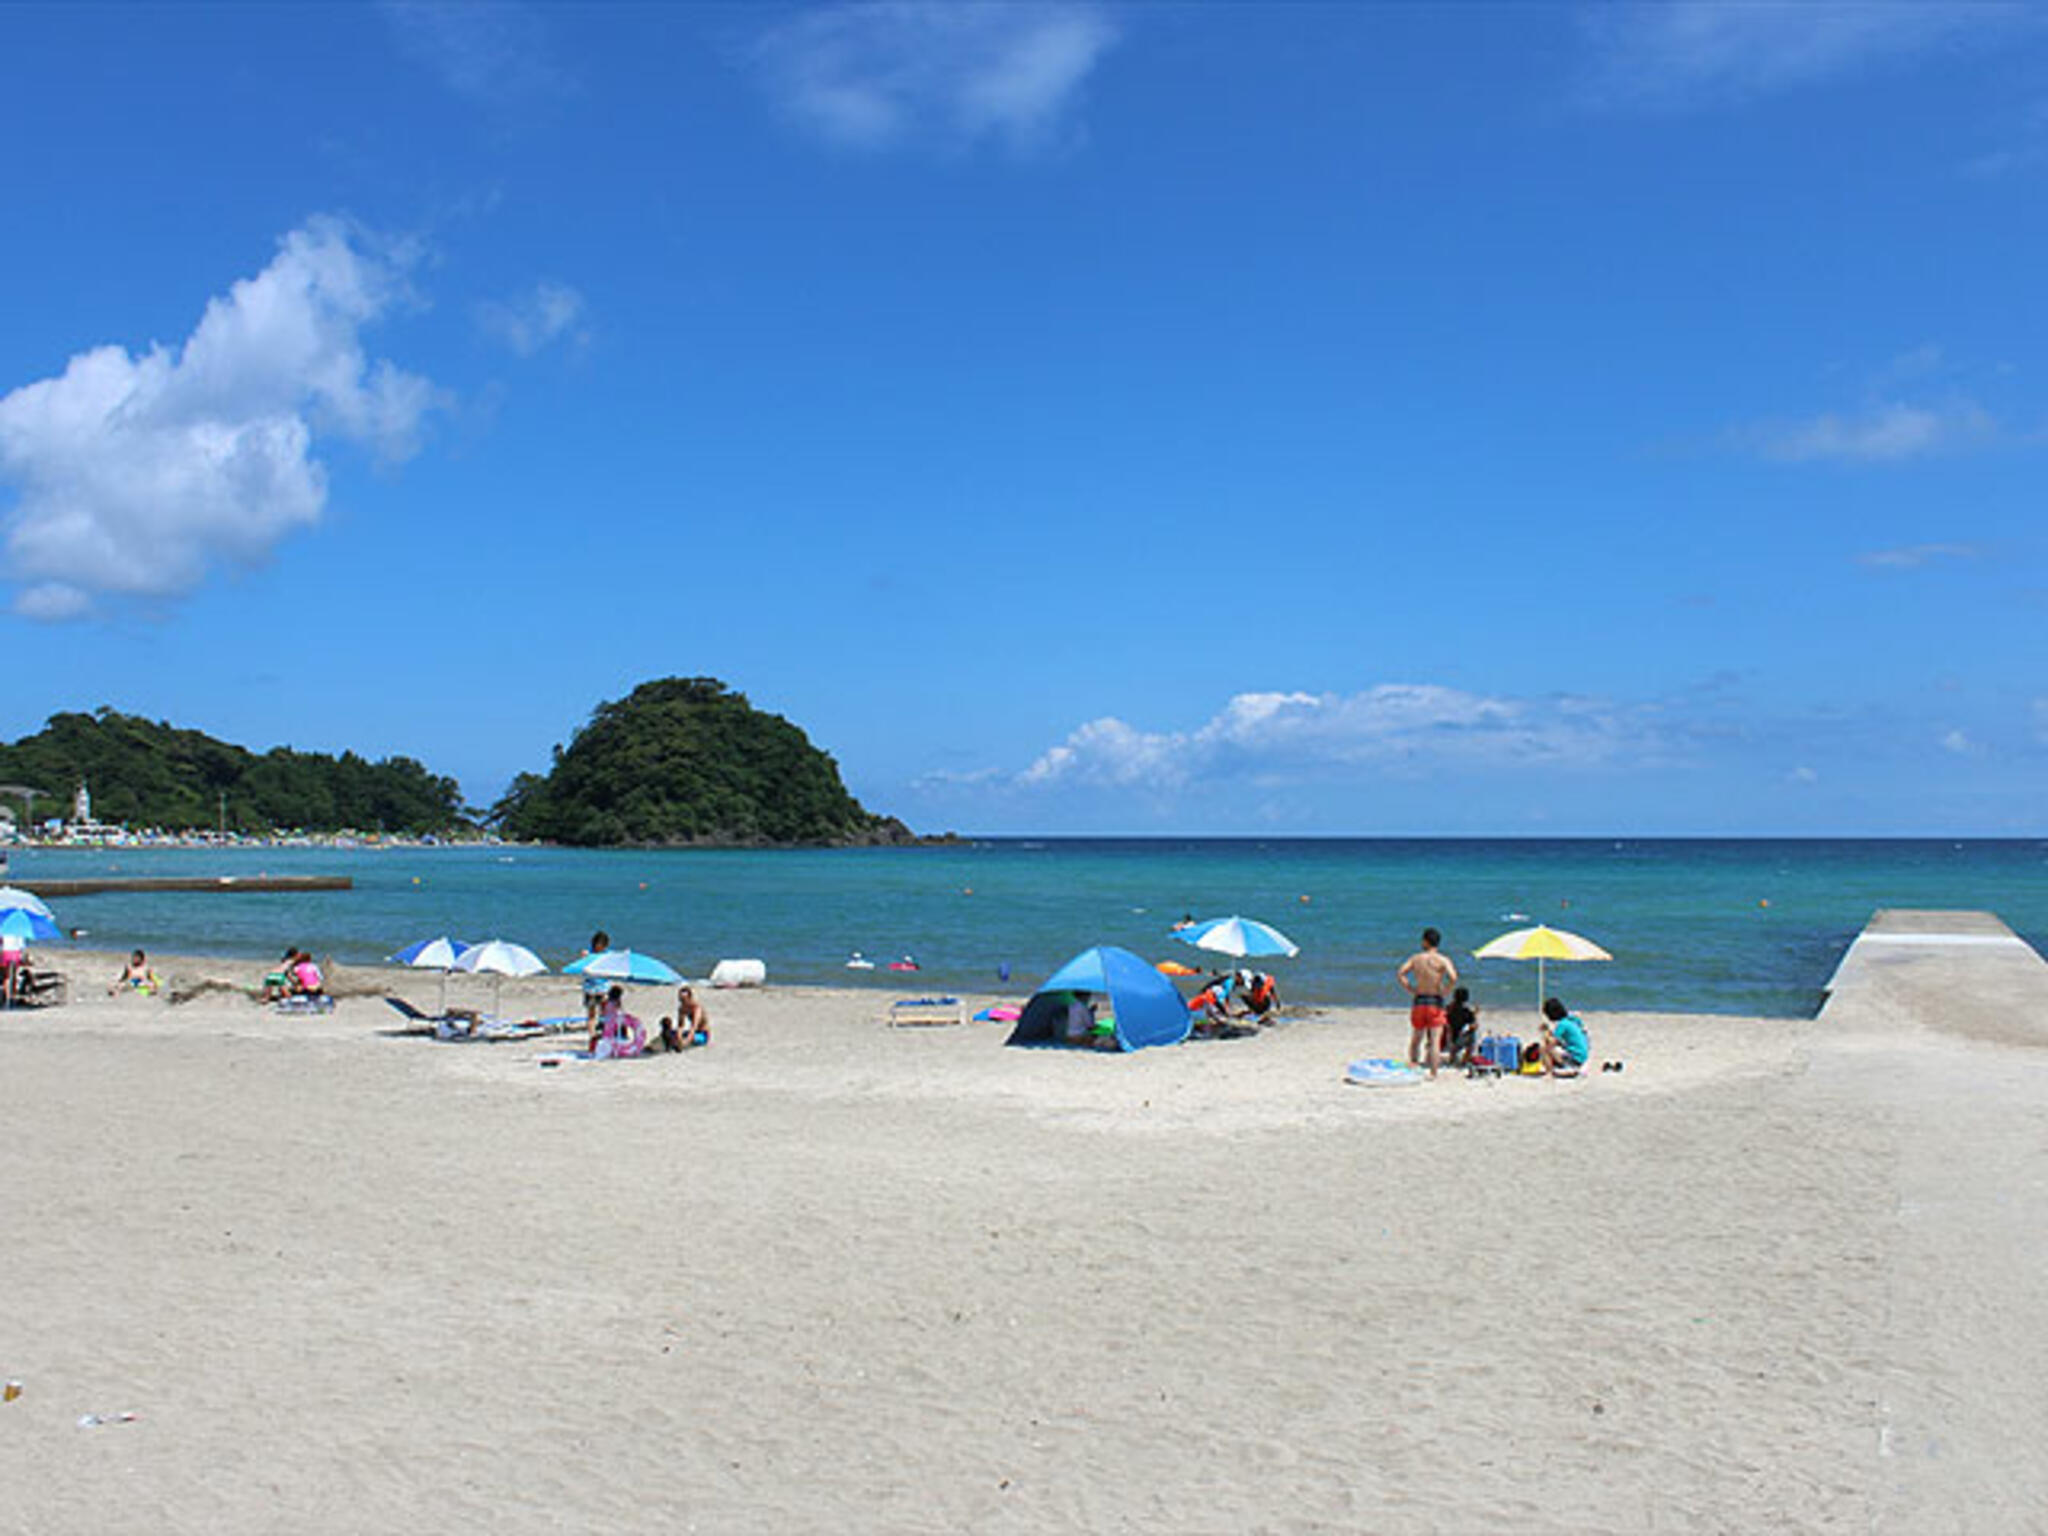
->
[1472,924,1612,1014]
[452,939,548,1019]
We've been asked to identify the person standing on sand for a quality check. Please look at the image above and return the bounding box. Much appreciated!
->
[1397,928,1458,1079]
[579,931,611,1028]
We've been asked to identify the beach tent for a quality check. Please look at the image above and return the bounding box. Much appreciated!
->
[1006,944,1191,1052]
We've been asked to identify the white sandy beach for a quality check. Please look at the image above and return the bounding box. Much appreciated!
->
[4,942,2046,1533]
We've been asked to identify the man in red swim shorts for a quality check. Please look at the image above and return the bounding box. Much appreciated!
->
[1397,927,1458,1080]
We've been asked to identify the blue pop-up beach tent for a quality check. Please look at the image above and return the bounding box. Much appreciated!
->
[1006,944,1191,1052]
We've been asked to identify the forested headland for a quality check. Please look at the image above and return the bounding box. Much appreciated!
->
[2,681,915,846]
[0,709,465,834]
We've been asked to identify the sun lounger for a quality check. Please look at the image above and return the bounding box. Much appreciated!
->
[888,995,965,1028]
[382,996,578,1042]
[382,995,471,1032]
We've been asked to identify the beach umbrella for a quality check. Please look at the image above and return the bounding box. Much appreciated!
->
[0,907,60,943]
[391,935,471,969]
[1175,915,1301,960]
[563,948,683,986]
[453,939,548,977]
[0,899,61,1010]
[1472,924,1612,1014]
[451,939,548,1019]
[0,886,53,919]
[390,935,472,1015]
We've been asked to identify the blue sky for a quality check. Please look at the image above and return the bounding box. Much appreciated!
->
[3,2,2045,835]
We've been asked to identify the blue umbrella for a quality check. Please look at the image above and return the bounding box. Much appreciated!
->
[0,907,59,943]
[1174,915,1300,960]
[563,949,684,986]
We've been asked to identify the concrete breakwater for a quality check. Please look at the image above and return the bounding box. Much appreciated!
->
[16,874,352,897]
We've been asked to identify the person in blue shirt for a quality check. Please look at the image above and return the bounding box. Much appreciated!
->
[1540,997,1590,1076]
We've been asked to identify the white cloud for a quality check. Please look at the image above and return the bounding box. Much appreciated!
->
[1019,685,1655,791]
[475,282,588,356]
[1749,400,1997,462]
[753,1,1119,153]
[382,0,567,102]
[1856,542,1980,570]
[1941,729,1975,754]
[0,217,437,620]
[1580,1,2026,109]
[1790,765,1820,784]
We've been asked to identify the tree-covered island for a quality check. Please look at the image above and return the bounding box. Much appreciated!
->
[490,677,914,847]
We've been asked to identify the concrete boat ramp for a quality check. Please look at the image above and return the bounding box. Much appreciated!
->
[1810,911,2048,1530]
[1823,907,2048,1050]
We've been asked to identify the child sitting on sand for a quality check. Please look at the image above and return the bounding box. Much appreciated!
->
[109,949,160,995]
[1443,987,1478,1066]
[591,984,646,1059]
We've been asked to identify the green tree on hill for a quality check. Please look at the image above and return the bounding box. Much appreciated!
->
[491,677,910,847]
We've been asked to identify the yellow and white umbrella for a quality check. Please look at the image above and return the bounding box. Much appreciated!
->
[1472,924,1611,1013]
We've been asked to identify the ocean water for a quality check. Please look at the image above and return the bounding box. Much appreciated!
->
[12,838,2048,1018]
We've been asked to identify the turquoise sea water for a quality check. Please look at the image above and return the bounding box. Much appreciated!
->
[11,839,2048,1018]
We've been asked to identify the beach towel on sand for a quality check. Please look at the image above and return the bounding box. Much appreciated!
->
[1344,1057,1424,1086]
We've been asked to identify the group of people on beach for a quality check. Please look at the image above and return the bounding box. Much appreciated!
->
[579,930,709,1059]
[259,947,324,1003]
[1398,927,1590,1081]
[1188,967,1280,1036]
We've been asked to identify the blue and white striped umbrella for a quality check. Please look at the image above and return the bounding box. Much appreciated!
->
[390,935,472,1014]
[1173,915,1301,960]
[563,948,683,985]
[0,906,60,943]
[390,936,471,969]
[0,886,54,919]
